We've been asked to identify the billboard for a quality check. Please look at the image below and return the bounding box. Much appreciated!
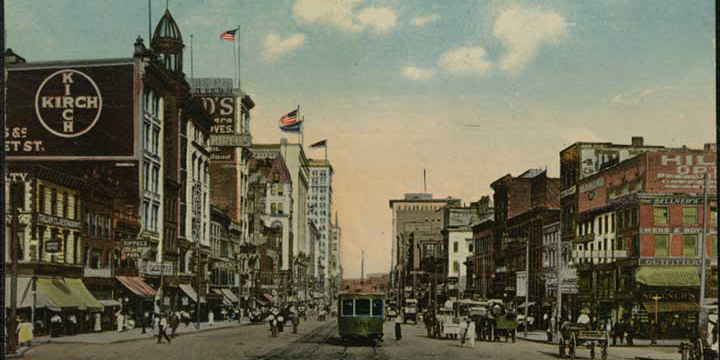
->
[6,63,135,159]
[646,151,716,192]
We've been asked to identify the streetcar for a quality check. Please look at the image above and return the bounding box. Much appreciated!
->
[337,292,385,341]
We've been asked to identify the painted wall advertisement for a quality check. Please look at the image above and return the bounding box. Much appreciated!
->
[6,64,135,159]
[647,151,716,192]
[193,88,243,162]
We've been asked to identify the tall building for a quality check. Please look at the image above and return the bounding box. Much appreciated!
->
[389,193,461,304]
[442,200,488,297]
[307,159,333,292]
[329,212,342,301]
[251,139,310,300]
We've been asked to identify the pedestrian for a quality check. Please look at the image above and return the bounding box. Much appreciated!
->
[94,313,102,332]
[626,319,635,347]
[649,320,657,345]
[16,317,33,346]
[142,311,149,334]
[170,313,180,337]
[50,313,62,337]
[395,313,403,340]
[277,313,285,333]
[292,310,299,334]
[268,313,277,338]
[466,318,476,348]
[183,311,190,327]
[157,314,171,344]
[208,310,214,326]
[68,314,77,335]
[116,311,125,333]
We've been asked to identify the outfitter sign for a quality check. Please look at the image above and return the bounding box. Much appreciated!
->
[6,63,135,159]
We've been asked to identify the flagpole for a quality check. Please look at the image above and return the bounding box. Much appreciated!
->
[237,24,241,91]
[232,30,238,88]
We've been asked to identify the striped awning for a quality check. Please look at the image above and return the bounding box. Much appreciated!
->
[642,301,700,313]
[221,289,239,303]
[65,278,104,311]
[212,289,233,306]
[116,276,157,297]
[179,284,206,304]
[635,267,700,287]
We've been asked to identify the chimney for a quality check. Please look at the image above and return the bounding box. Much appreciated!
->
[631,136,644,147]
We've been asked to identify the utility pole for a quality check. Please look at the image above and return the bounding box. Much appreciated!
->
[7,183,22,355]
[524,236,530,339]
[556,238,563,339]
[699,172,709,306]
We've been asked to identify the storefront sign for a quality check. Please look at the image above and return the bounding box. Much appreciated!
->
[7,64,135,159]
[516,271,527,297]
[38,213,81,229]
[45,240,61,253]
[560,185,576,198]
[641,292,696,302]
[639,227,703,235]
[123,240,149,248]
[209,134,251,147]
[143,262,174,276]
[192,184,202,242]
[639,258,702,266]
[579,177,605,194]
[641,197,703,205]
[5,172,29,182]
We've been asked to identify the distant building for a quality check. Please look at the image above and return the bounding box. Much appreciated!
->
[307,159,334,293]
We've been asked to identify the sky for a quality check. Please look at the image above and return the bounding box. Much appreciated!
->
[7,0,715,278]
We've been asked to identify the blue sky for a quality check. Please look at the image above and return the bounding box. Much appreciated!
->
[7,0,715,277]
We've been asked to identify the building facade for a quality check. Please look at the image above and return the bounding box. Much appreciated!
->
[307,159,334,293]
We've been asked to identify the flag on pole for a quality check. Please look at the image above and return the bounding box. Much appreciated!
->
[279,109,302,132]
[220,29,237,41]
[310,140,327,148]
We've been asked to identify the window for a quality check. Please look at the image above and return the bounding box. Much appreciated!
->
[469,243,473,253]
[355,299,370,316]
[616,236,625,251]
[152,205,159,232]
[74,195,79,220]
[278,203,284,214]
[152,166,160,193]
[62,192,68,218]
[144,162,150,191]
[655,234,669,257]
[453,242,458,253]
[683,207,698,225]
[51,188,57,215]
[342,299,354,316]
[683,235,697,257]
[654,207,668,225]
[631,209,638,226]
[453,261,460,273]
[617,211,624,230]
[143,122,150,151]
[92,214,98,237]
[271,203,277,214]
[372,299,384,317]
[711,236,718,256]
[599,217,603,235]
[610,213,615,232]
[711,208,717,226]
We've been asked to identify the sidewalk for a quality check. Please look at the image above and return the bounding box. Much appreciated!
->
[518,330,683,347]
[7,319,252,358]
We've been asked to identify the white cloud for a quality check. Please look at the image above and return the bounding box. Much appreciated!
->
[356,6,397,34]
[262,33,306,61]
[493,5,569,75]
[611,85,672,105]
[438,46,493,76]
[401,66,434,81]
[411,14,440,27]
[292,0,396,34]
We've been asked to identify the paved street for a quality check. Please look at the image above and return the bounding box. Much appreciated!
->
[22,318,682,360]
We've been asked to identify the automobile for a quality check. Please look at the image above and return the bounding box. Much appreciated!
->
[403,298,418,324]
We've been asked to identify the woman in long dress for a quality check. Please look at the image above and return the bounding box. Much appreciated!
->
[94,313,102,332]
[17,318,33,345]
[466,319,476,348]
[208,310,214,326]
[116,312,125,332]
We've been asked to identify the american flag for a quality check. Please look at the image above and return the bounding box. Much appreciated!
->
[279,109,299,126]
[220,29,237,41]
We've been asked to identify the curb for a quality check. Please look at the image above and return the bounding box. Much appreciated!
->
[5,322,252,357]
[518,337,681,348]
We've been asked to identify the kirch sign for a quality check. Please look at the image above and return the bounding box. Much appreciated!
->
[6,63,135,160]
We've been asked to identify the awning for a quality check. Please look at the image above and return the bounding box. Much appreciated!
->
[220,289,239,303]
[518,301,536,309]
[179,284,206,304]
[4,276,53,310]
[65,278,104,311]
[212,289,233,306]
[635,267,700,287]
[98,299,121,307]
[642,301,701,313]
[116,276,157,297]
[36,278,83,309]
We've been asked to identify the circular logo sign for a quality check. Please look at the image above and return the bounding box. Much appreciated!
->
[34,69,103,138]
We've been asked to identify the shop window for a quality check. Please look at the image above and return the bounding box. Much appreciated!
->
[682,207,698,225]
[683,235,697,257]
[655,234,669,257]
[654,207,668,225]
